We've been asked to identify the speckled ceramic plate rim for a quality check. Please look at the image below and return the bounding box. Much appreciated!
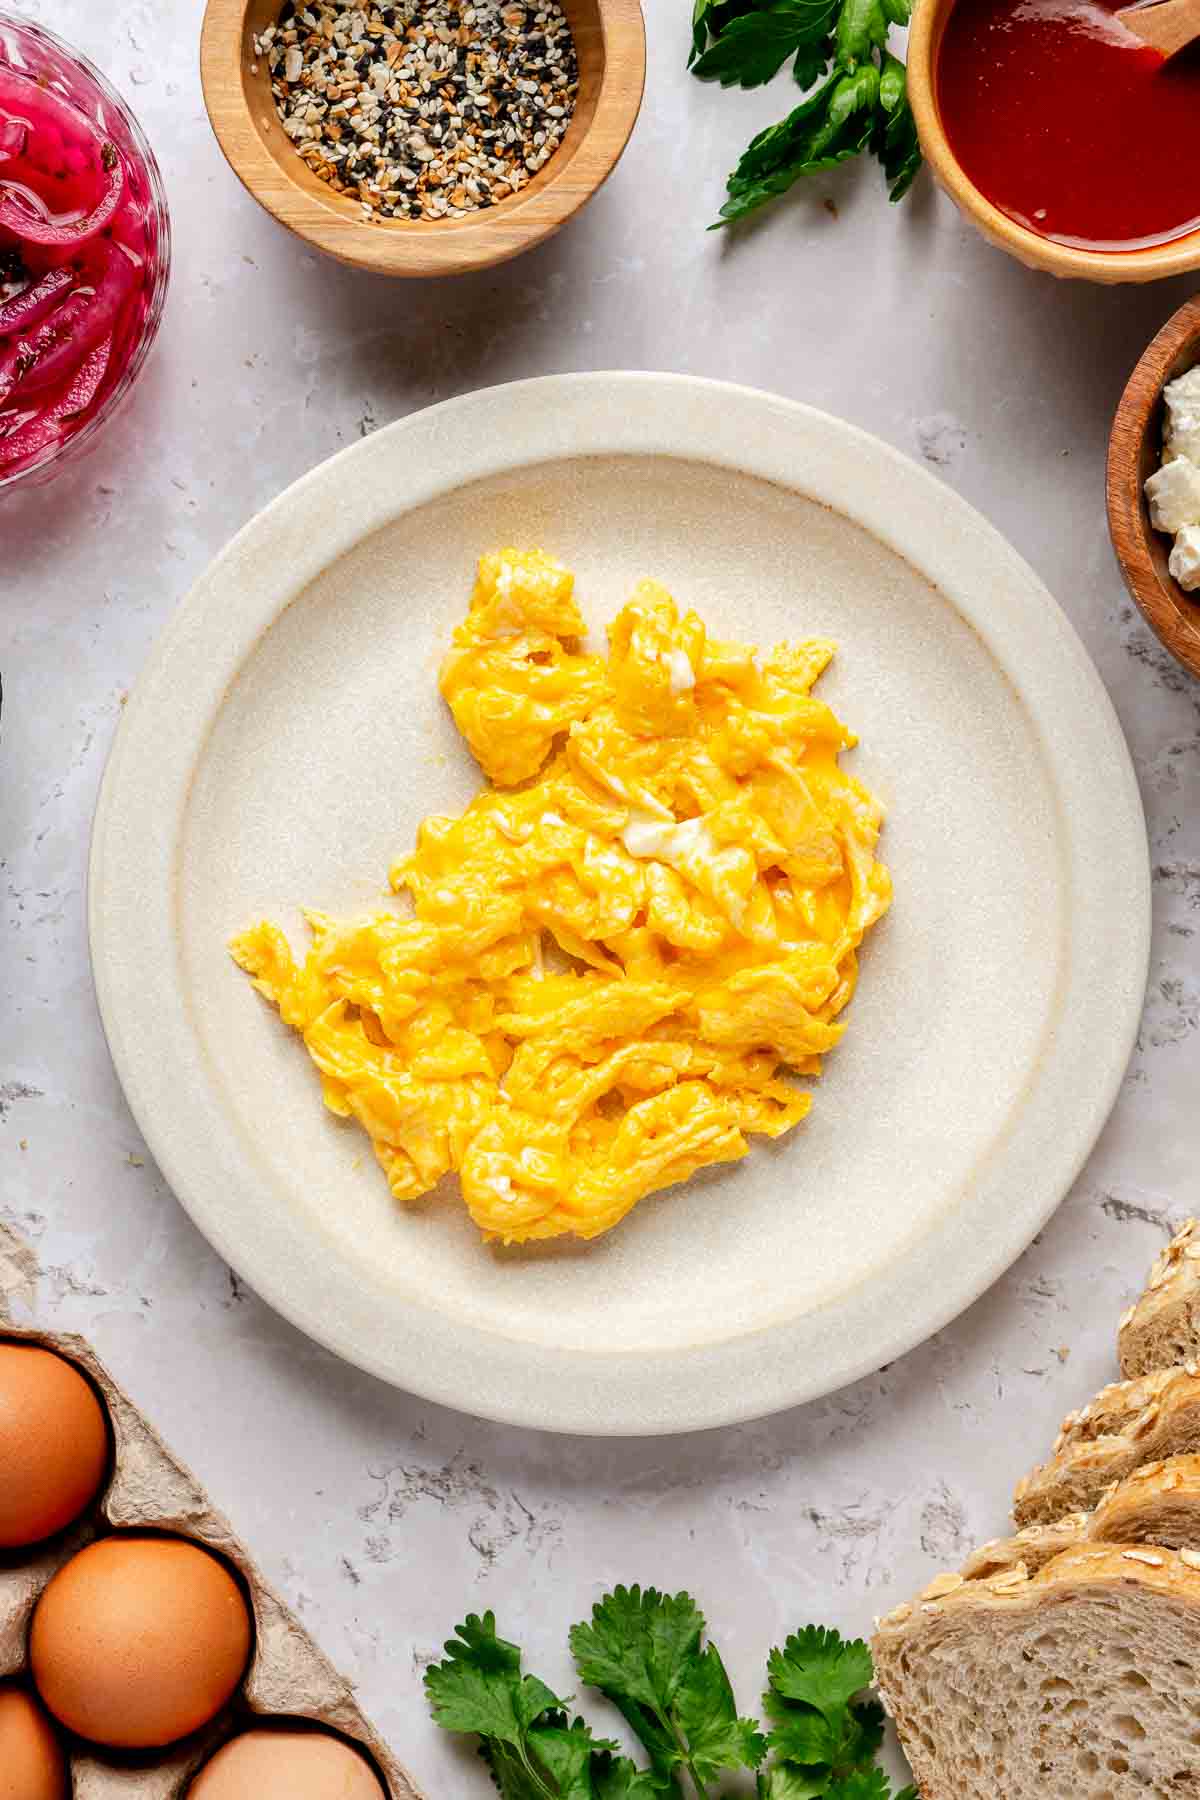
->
[88,373,1151,1437]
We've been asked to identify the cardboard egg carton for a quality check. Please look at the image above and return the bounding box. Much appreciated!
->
[0,1223,423,1799]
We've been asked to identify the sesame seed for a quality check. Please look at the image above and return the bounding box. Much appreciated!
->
[252,0,579,222]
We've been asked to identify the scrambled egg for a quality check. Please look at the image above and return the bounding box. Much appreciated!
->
[231,549,892,1244]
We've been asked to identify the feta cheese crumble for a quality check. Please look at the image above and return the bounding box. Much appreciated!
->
[1145,364,1200,592]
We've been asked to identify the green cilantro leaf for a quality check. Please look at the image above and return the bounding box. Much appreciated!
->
[425,1614,562,1747]
[692,0,839,87]
[675,1644,769,1782]
[427,1613,655,1800]
[592,1756,663,1800]
[763,1704,845,1767]
[571,1587,763,1791]
[534,1719,621,1800]
[825,1771,897,1800]
[429,1599,913,1800]
[766,1628,875,1723]
[758,1767,831,1799]
[570,1586,705,1716]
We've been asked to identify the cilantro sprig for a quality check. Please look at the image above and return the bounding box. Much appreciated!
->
[690,0,922,224]
[425,1590,914,1800]
[424,1612,655,1799]
[762,1626,915,1798]
[570,1585,766,1792]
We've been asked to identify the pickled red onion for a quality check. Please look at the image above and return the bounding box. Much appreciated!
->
[0,246,134,403]
[0,113,26,163]
[0,334,111,470]
[0,265,76,334]
[0,139,124,245]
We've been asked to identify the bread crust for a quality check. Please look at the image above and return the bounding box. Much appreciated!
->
[961,1455,1200,1585]
[1119,1217,1200,1379]
[1013,1367,1200,1526]
[959,1513,1089,1581]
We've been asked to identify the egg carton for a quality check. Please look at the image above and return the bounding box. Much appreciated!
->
[0,1223,423,1799]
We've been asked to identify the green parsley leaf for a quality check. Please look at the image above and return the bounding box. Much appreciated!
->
[872,53,921,199]
[690,0,923,216]
[691,0,716,62]
[692,0,838,88]
[766,1628,875,1722]
[833,0,890,63]
[715,64,879,224]
[792,34,834,92]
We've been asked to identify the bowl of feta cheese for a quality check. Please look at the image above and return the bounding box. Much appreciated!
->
[1108,293,1200,682]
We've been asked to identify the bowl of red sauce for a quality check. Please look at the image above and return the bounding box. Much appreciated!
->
[0,13,171,491]
[908,0,1200,280]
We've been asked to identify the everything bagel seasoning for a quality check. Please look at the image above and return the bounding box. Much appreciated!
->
[252,2,580,222]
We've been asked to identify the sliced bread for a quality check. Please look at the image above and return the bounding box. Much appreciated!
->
[873,1545,1200,1799]
[960,1514,1088,1582]
[1013,1366,1200,1526]
[964,1455,1200,1581]
[1119,1218,1200,1378]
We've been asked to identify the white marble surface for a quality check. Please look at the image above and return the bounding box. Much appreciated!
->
[3,0,1200,1791]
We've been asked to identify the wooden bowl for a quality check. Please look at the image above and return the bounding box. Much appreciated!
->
[907,0,1200,284]
[1107,294,1200,681]
[200,0,646,277]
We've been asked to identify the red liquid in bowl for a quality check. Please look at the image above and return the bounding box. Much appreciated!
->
[937,0,1200,250]
[0,33,164,483]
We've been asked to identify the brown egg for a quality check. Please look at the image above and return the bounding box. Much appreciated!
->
[30,1534,252,1748]
[0,1682,68,1800]
[189,1727,386,1798]
[0,1342,109,1547]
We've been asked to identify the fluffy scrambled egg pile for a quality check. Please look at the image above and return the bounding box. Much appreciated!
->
[231,549,892,1244]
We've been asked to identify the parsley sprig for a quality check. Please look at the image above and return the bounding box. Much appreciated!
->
[689,0,922,224]
[425,1588,915,1800]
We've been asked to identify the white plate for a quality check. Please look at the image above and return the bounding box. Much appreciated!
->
[89,374,1150,1436]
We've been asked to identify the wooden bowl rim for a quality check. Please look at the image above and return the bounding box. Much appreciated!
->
[200,0,646,277]
[1106,293,1200,683]
[908,0,1200,284]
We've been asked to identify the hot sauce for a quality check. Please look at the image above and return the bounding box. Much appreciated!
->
[937,0,1200,250]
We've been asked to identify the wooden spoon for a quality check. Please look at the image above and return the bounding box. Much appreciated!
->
[1117,0,1200,58]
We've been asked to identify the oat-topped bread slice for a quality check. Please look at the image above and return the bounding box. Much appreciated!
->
[873,1545,1200,1799]
[1119,1217,1200,1378]
[1088,1453,1200,1547]
[964,1456,1200,1581]
[1013,1366,1200,1526]
[960,1513,1089,1582]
